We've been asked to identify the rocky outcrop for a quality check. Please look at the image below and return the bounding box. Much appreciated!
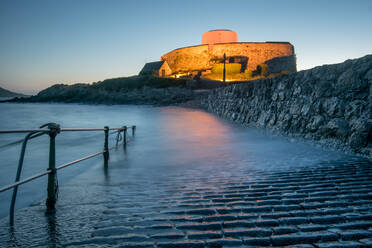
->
[17,85,194,105]
[12,76,195,106]
[202,55,372,157]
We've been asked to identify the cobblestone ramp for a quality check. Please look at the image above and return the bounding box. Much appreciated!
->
[1,159,372,247]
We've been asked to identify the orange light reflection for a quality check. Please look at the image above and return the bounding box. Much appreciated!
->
[160,108,235,161]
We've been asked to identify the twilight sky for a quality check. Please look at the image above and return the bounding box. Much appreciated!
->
[0,0,371,94]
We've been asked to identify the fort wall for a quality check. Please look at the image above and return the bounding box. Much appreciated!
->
[161,42,296,74]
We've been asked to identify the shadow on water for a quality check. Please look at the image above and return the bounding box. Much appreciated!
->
[103,163,110,184]
[45,213,59,248]
[7,210,60,247]
[8,226,20,248]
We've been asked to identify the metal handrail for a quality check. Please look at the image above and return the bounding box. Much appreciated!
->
[9,130,48,225]
[0,126,135,134]
[0,151,110,193]
[0,123,136,226]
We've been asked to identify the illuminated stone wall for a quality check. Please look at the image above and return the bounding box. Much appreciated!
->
[161,42,296,73]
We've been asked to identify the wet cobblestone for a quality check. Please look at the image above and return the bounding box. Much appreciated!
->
[0,155,371,247]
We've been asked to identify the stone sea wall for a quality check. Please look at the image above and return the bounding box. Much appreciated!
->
[201,55,372,156]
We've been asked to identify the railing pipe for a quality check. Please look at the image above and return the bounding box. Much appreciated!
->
[61,128,105,132]
[10,131,43,226]
[1,170,51,193]
[0,151,106,194]
[0,129,49,134]
[56,151,105,171]
[0,127,136,134]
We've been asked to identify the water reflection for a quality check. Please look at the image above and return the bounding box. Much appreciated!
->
[8,226,20,248]
[45,214,59,248]
[160,108,237,161]
[103,163,110,184]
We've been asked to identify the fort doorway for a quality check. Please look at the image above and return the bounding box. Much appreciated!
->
[229,56,248,72]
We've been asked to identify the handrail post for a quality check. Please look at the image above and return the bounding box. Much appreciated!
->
[123,126,127,149]
[115,130,120,147]
[103,126,109,164]
[132,125,136,136]
[45,123,60,213]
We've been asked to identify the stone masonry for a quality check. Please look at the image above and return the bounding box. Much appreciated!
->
[161,42,295,73]
[202,55,372,157]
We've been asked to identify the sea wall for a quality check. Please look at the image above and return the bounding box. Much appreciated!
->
[201,55,372,156]
[161,42,295,73]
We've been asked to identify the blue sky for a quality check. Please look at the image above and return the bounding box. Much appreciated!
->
[0,0,371,94]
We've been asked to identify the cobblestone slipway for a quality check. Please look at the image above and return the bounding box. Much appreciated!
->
[2,158,371,247]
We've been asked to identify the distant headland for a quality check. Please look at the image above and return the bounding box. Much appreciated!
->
[0,86,28,99]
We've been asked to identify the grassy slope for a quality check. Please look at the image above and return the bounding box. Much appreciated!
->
[17,75,191,104]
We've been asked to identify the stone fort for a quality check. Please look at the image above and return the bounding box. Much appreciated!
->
[140,30,296,79]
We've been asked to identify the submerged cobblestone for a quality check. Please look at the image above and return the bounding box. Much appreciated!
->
[0,154,371,247]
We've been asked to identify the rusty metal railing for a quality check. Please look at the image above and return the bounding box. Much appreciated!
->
[0,123,136,226]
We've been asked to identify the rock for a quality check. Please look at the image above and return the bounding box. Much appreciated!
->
[322,97,345,117]
[268,114,277,126]
[290,102,302,115]
[307,115,325,132]
[279,91,286,101]
[322,118,349,139]
[293,86,301,96]
[349,119,372,149]
[257,112,270,127]
[364,68,372,81]
[282,114,293,131]
[349,132,367,150]
[345,100,364,119]
[272,92,278,101]
[314,80,334,98]
[336,68,369,97]
[301,103,311,116]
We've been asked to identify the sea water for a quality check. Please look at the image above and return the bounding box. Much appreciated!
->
[0,102,362,218]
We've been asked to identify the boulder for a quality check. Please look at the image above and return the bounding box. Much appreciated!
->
[322,118,349,139]
[307,115,325,132]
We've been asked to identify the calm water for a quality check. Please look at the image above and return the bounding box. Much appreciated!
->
[0,102,363,219]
